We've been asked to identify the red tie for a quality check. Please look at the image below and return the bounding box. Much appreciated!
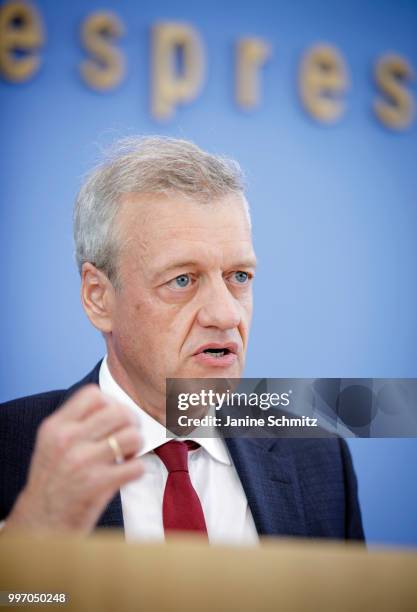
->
[154,440,208,537]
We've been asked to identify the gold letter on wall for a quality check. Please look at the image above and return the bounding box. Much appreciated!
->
[374,54,415,130]
[80,11,125,91]
[151,22,205,120]
[0,1,44,82]
[299,44,349,123]
[236,37,271,110]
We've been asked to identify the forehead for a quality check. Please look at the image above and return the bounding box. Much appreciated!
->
[117,192,255,274]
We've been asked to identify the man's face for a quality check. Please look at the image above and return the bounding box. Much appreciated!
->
[106,192,256,409]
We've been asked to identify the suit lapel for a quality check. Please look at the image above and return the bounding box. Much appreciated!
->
[63,360,124,530]
[62,361,103,400]
[96,494,124,529]
[224,437,307,537]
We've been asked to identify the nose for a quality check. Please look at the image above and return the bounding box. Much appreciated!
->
[196,277,242,331]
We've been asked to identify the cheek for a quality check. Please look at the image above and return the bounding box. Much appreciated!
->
[112,292,155,340]
[113,287,198,362]
[119,293,183,347]
[239,294,253,340]
[239,291,253,319]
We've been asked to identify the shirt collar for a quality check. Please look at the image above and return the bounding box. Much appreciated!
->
[98,356,231,466]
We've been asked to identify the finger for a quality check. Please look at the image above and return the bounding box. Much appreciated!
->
[91,427,142,464]
[106,457,145,490]
[54,385,110,423]
[80,401,138,441]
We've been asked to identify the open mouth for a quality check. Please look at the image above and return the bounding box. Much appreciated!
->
[202,348,231,358]
[192,343,238,362]
[192,343,238,367]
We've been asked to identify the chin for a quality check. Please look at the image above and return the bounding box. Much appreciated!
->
[193,365,242,379]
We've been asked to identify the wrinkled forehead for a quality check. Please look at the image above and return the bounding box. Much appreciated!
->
[116,192,255,272]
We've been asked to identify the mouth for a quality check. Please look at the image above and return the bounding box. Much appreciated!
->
[192,343,239,368]
[193,342,238,357]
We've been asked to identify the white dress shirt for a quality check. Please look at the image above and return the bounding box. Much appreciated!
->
[99,356,258,545]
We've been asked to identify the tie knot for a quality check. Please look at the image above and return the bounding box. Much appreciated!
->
[154,440,199,473]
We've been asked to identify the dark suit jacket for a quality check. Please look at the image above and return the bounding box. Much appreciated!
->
[0,362,365,540]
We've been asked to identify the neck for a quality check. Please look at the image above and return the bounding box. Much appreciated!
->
[106,350,166,425]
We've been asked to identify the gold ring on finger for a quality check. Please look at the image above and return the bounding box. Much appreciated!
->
[107,435,124,464]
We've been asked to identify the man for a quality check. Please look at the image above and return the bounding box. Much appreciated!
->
[0,136,364,542]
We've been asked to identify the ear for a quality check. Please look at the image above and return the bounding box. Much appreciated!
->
[81,262,115,333]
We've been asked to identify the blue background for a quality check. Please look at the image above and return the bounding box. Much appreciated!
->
[1,0,416,546]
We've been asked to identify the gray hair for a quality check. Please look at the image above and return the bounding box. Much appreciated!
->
[73,136,248,288]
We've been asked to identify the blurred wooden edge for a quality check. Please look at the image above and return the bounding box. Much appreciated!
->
[0,531,416,611]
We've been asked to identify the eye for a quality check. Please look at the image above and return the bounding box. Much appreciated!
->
[231,271,251,284]
[167,274,192,289]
